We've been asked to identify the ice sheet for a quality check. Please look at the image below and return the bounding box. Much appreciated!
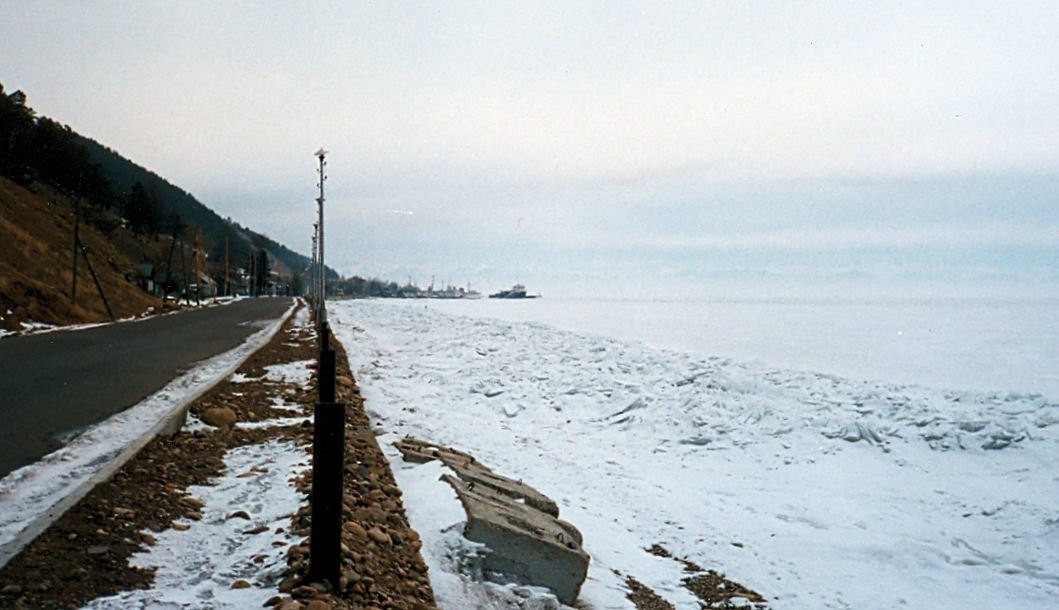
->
[331,298,1059,609]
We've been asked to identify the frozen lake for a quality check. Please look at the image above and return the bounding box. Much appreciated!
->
[415,296,1059,401]
[332,297,1059,609]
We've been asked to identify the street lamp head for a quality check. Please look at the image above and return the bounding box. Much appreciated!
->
[315,148,328,160]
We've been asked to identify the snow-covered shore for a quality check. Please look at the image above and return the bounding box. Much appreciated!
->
[331,298,1059,609]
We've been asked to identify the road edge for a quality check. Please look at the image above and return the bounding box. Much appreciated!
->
[0,299,299,571]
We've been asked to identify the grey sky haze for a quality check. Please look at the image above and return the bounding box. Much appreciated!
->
[2,1,1056,296]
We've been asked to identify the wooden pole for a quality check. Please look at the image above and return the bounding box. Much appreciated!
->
[224,236,230,297]
[70,195,80,304]
[196,230,205,304]
[79,241,114,321]
[162,236,176,302]
[179,233,189,305]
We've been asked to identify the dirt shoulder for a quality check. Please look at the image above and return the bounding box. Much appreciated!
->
[0,302,437,609]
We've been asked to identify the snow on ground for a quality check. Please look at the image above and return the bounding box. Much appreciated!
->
[77,302,315,605]
[0,300,297,568]
[83,439,308,610]
[2,302,316,609]
[78,304,316,609]
[331,299,1059,610]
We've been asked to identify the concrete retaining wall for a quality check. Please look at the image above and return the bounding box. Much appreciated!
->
[395,437,590,605]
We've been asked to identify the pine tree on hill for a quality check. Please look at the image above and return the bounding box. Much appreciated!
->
[124,181,160,235]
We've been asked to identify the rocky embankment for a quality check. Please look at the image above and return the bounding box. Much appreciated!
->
[0,302,437,609]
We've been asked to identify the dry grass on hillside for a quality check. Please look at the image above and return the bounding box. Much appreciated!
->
[0,177,170,332]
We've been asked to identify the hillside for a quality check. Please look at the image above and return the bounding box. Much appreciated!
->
[0,176,169,331]
[1,81,341,329]
[75,135,332,283]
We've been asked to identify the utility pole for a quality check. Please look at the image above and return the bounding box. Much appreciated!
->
[193,229,205,305]
[224,235,230,297]
[179,229,189,305]
[162,216,185,303]
[315,148,328,325]
[77,240,114,321]
[309,146,343,589]
[311,223,318,301]
[70,194,80,304]
[70,171,84,305]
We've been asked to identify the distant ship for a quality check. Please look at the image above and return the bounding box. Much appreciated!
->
[488,283,539,299]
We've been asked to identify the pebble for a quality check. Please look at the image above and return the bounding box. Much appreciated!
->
[292,585,319,598]
[367,527,391,545]
[202,406,238,428]
[343,569,361,584]
[288,544,308,559]
[279,577,298,593]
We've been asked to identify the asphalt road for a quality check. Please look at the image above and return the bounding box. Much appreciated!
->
[0,297,293,478]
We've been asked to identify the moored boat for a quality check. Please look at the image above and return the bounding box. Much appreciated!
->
[488,283,539,299]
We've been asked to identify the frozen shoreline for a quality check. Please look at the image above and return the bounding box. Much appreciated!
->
[332,298,1059,609]
[416,295,1059,401]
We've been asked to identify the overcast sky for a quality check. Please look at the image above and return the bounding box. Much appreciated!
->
[2,1,1056,297]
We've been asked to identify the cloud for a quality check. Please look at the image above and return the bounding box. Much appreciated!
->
[614,223,1059,252]
[3,2,1058,297]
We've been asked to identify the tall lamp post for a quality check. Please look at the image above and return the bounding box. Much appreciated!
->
[315,148,328,325]
[309,146,343,590]
[310,223,318,301]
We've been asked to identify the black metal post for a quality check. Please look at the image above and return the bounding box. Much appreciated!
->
[309,336,344,589]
